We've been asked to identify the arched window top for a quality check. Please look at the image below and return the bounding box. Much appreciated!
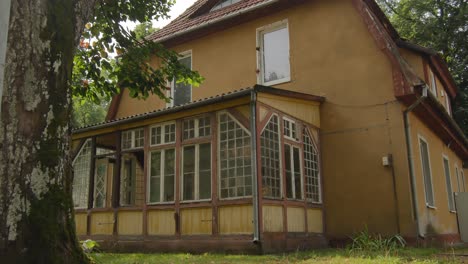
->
[211,0,242,12]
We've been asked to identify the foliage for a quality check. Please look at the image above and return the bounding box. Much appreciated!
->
[376,0,468,135]
[72,97,108,128]
[81,239,100,253]
[133,22,159,40]
[90,248,461,264]
[347,228,406,253]
[72,0,204,104]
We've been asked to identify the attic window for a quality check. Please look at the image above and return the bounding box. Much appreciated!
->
[211,0,242,11]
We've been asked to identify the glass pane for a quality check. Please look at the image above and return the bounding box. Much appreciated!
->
[94,161,107,208]
[293,147,302,199]
[183,146,196,200]
[120,156,135,206]
[199,143,211,200]
[285,144,293,199]
[443,158,455,211]
[260,115,281,198]
[150,176,160,203]
[174,56,192,106]
[303,129,320,203]
[150,151,161,203]
[263,26,290,83]
[164,149,175,202]
[419,140,434,206]
[72,140,92,208]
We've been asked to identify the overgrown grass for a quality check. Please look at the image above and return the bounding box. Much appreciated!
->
[90,248,465,264]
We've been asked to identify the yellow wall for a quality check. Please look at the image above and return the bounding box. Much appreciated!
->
[90,212,114,235]
[118,211,143,235]
[219,205,253,234]
[409,113,464,235]
[287,207,306,232]
[181,208,212,235]
[147,210,175,236]
[263,205,284,232]
[307,209,324,233]
[75,213,88,236]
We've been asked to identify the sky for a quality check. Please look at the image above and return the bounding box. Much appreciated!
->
[122,0,198,31]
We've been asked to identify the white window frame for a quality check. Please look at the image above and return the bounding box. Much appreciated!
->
[150,122,176,146]
[442,155,456,212]
[182,115,211,140]
[283,117,298,141]
[122,128,144,150]
[181,143,212,202]
[217,111,253,200]
[429,70,438,97]
[418,135,436,208]
[284,143,304,200]
[147,149,176,205]
[167,50,193,108]
[256,20,291,86]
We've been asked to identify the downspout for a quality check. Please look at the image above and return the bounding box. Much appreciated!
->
[250,90,260,243]
[403,86,428,238]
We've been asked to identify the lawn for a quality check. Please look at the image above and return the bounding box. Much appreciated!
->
[90,248,467,264]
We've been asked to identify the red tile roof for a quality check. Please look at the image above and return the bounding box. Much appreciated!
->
[146,0,273,43]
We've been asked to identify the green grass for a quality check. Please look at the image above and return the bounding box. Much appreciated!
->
[90,248,466,264]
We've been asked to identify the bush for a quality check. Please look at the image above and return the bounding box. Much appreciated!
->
[348,227,406,253]
[81,239,100,253]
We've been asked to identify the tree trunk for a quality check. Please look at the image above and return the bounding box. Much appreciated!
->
[0,0,95,263]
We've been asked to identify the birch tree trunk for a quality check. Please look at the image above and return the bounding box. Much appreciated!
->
[0,0,96,262]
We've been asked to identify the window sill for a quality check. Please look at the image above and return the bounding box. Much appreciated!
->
[180,199,212,204]
[449,210,457,214]
[261,77,291,87]
[426,205,437,210]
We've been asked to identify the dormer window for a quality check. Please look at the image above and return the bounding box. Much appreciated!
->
[211,0,242,11]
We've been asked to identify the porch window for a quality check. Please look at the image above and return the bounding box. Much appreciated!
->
[122,128,144,150]
[285,144,302,200]
[94,159,108,208]
[148,149,176,203]
[419,137,435,207]
[443,157,455,211]
[171,52,192,107]
[183,116,211,140]
[218,112,252,199]
[283,118,297,141]
[72,139,92,208]
[258,21,290,86]
[260,115,282,199]
[120,152,145,206]
[151,122,176,146]
[304,129,321,203]
[182,143,212,201]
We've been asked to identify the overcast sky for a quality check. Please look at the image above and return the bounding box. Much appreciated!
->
[122,0,198,31]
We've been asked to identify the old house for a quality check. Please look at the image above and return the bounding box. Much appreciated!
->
[71,0,468,252]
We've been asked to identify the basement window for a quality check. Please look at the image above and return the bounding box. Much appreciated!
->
[211,0,241,11]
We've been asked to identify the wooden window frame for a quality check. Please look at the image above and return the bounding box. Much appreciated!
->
[442,155,456,212]
[150,121,176,147]
[260,114,283,199]
[418,135,436,209]
[122,128,145,150]
[303,127,322,204]
[182,115,212,141]
[282,117,298,142]
[180,143,212,202]
[147,148,177,205]
[256,20,291,86]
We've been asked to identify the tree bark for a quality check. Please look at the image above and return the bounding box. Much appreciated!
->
[0,0,96,263]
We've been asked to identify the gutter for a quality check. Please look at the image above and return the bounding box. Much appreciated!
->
[250,90,260,243]
[403,86,428,238]
[154,0,280,44]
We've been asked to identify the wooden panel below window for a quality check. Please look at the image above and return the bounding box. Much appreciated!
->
[219,205,253,234]
[307,208,323,233]
[75,213,88,236]
[181,208,212,235]
[91,212,114,235]
[287,207,306,232]
[147,210,175,236]
[118,211,143,235]
[263,205,283,232]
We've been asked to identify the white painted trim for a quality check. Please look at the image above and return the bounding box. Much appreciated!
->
[149,121,177,146]
[282,116,298,141]
[418,135,436,208]
[256,20,291,86]
[121,128,145,150]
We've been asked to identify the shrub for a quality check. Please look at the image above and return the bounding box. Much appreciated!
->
[348,227,406,253]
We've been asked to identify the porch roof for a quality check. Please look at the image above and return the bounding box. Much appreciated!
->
[72,85,324,136]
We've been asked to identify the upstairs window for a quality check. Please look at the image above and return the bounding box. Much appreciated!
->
[122,128,144,150]
[258,21,290,86]
[170,52,192,107]
[211,0,241,11]
[443,157,455,212]
[429,70,438,96]
[419,137,435,207]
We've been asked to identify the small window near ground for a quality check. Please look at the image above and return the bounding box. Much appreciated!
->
[182,143,212,201]
[151,123,176,146]
[304,129,321,203]
[148,149,176,203]
[419,137,435,207]
[122,128,144,150]
[73,139,92,208]
[260,115,281,199]
[171,53,192,107]
[285,144,302,200]
[443,157,455,211]
[218,112,252,199]
[258,22,290,86]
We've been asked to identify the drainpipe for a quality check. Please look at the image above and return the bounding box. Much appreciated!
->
[250,90,260,243]
[0,0,12,114]
[403,86,428,238]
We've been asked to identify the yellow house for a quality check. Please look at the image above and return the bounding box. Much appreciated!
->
[71,0,468,252]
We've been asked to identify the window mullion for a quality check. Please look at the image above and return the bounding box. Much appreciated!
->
[195,144,200,200]
[160,150,165,202]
